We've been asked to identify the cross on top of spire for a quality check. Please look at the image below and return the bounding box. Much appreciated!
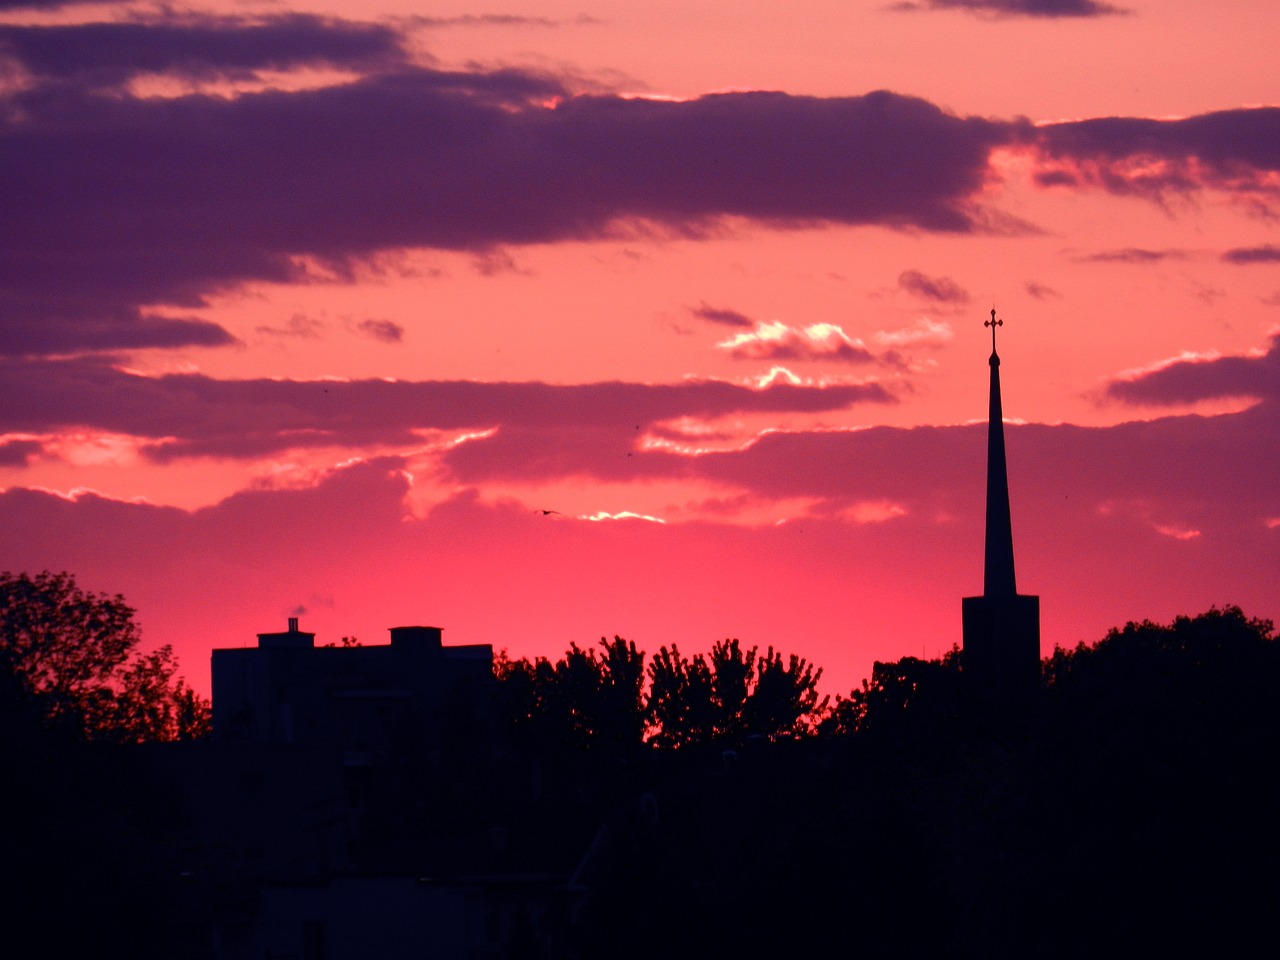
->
[985,308,1003,355]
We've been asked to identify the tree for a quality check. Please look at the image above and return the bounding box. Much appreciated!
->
[0,570,209,741]
[646,643,716,748]
[827,647,961,738]
[112,645,212,742]
[648,639,828,746]
[499,636,831,752]
[493,637,648,755]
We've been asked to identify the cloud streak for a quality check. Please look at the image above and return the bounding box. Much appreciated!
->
[896,0,1127,17]
[4,381,1272,702]
[1077,248,1187,264]
[1222,244,1280,265]
[717,322,876,364]
[898,269,970,303]
[691,303,755,328]
[0,16,408,89]
[1105,334,1280,406]
[1032,108,1280,199]
[0,358,894,461]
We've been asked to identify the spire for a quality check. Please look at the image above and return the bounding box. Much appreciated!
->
[962,309,1040,731]
[983,309,1017,597]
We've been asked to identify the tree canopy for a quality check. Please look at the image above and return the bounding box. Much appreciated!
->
[0,570,209,741]
[492,606,1280,755]
[495,635,827,753]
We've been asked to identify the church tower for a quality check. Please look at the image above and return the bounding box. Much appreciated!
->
[962,310,1040,724]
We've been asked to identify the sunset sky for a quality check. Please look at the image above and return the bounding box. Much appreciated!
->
[2,0,1277,697]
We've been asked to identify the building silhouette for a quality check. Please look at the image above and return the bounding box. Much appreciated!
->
[962,310,1040,724]
[197,620,574,959]
[211,618,493,751]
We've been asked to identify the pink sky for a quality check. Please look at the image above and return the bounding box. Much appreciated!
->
[1,0,1277,697]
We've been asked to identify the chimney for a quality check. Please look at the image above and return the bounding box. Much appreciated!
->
[258,617,315,649]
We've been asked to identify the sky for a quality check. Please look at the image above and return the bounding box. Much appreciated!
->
[1,0,1277,698]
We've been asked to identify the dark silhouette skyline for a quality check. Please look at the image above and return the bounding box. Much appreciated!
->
[5,555,1278,958]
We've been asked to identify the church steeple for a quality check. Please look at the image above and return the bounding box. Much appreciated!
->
[983,309,1017,598]
[962,309,1041,730]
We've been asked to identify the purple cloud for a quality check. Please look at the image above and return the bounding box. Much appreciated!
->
[0,16,407,88]
[1033,108,1280,197]
[412,14,589,28]
[0,438,40,466]
[1024,281,1060,300]
[256,315,325,340]
[1105,334,1280,406]
[898,269,970,303]
[1077,248,1187,264]
[0,0,115,9]
[355,319,405,342]
[897,0,1127,16]
[691,303,755,328]
[8,14,1274,361]
[1222,244,1280,265]
[0,358,893,461]
[441,385,1280,532]
[1,39,1013,356]
[2,313,236,357]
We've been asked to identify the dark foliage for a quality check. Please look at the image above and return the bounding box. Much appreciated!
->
[574,607,1280,959]
[496,636,826,754]
[824,645,962,739]
[0,570,210,741]
[8,600,1276,958]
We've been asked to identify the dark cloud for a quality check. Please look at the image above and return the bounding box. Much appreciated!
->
[0,358,892,461]
[2,312,236,357]
[440,382,1280,536]
[0,438,40,466]
[1077,248,1187,264]
[1033,108,1280,197]
[355,319,405,342]
[256,315,325,339]
[1222,244,1280,265]
[412,14,591,28]
[1,44,1012,355]
[1105,334,1280,407]
[710,415,1260,508]
[1024,281,1060,299]
[0,16,407,89]
[898,269,970,303]
[548,90,1006,230]
[13,16,1274,361]
[0,0,115,9]
[893,0,1125,15]
[691,303,755,328]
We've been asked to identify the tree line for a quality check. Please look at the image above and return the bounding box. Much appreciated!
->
[488,604,1280,759]
[6,568,1279,958]
[493,636,829,754]
[6,566,1277,755]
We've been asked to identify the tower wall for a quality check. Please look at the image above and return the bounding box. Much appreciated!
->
[962,593,1040,726]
